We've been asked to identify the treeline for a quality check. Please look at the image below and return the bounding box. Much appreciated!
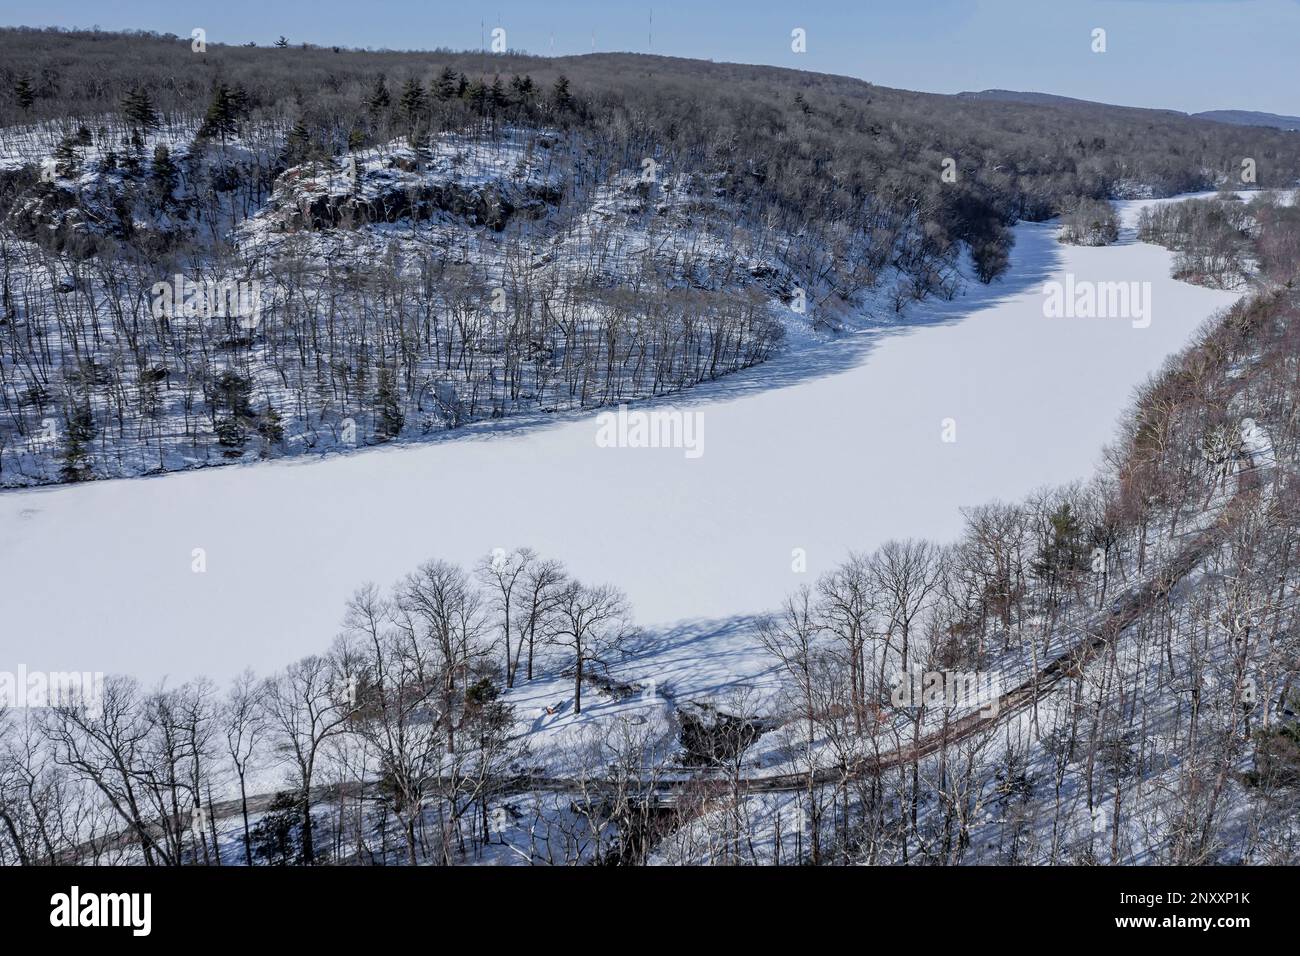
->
[0,550,636,866]
[5,30,1300,484]
[6,26,1300,276]
[1138,191,1300,289]
[750,283,1300,864]
[1058,197,1119,246]
[6,28,1299,203]
[0,231,783,483]
[3,279,1298,865]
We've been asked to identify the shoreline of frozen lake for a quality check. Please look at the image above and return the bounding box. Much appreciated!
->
[0,196,1246,686]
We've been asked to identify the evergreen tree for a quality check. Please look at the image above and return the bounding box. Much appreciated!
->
[151,144,177,203]
[215,369,253,417]
[121,87,159,132]
[398,78,427,126]
[249,791,304,865]
[433,66,458,102]
[375,366,404,440]
[59,398,96,482]
[52,136,80,179]
[464,678,515,750]
[228,84,251,118]
[214,416,248,453]
[14,74,34,113]
[467,79,488,114]
[214,369,254,454]
[509,74,534,106]
[1032,502,1090,591]
[488,76,506,114]
[122,129,145,176]
[283,118,312,166]
[257,404,285,446]
[551,74,572,112]
[199,84,239,142]
[367,76,391,115]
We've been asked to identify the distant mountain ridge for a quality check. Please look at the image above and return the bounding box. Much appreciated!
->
[958,89,1300,130]
[1192,109,1300,131]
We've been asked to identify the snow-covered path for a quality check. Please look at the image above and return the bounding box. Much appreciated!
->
[0,198,1243,686]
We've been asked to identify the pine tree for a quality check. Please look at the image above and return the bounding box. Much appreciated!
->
[59,398,96,482]
[213,369,253,454]
[121,87,159,132]
[398,78,427,126]
[552,75,572,112]
[249,791,304,865]
[215,369,253,418]
[15,75,35,113]
[151,144,177,203]
[52,137,80,179]
[283,118,312,166]
[488,76,506,114]
[509,74,534,106]
[199,84,239,142]
[1032,502,1090,591]
[433,66,458,101]
[257,404,285,444]
[375,367,404,440]
[367,76,391,116]
[467,79,488,114]
[122,129,145,176]
[215,416,248,452]
[228,84,251,118]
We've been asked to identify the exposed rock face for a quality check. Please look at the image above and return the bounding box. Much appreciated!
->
[3,181,109,255]
[264,149,563,233]
[2,133,567,255]
[3,175,191,257]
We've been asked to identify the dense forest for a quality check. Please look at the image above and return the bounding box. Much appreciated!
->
[2,191,1298,866]
[2,28,1299,484]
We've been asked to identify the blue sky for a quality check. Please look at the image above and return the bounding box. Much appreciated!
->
[6,0,1299,115]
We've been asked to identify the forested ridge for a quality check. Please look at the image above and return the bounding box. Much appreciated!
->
[2,27,1300,869]
[5,194,1298,866]
[2,27,1299,486]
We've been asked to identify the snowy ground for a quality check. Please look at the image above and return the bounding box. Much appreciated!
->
[0,196,1245,687]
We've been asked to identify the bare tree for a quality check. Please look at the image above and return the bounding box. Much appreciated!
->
[262,654,354,864]
[397,559,487,753]
[548,581,634,714]
[757,586,828,863]
[513,555,568,683]
[223,669,266,866]
[871,538,946,676]
[477,548,530,687]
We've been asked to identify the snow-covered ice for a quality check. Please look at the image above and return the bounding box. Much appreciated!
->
[0,198,1244,686]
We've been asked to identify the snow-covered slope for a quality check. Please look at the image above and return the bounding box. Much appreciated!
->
[0,197,1243,686]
